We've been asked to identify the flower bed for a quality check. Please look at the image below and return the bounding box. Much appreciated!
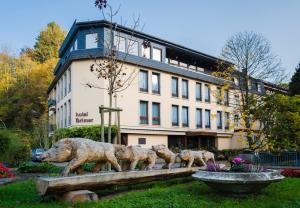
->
[0,163,14,178]
[281,169,300,177]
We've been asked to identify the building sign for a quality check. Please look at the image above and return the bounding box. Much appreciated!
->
[75,112,94,123]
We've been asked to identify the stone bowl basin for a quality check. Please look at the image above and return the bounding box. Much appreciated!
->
[192,170,284,194]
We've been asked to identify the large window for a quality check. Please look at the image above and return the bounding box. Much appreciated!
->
[205,109,211,128]
[142,46,151,59]
[196,83,202,101]
[217,111,223,129]
[64,73,67,96]
[114,35,126,52]
[205,84,210,102]
[152,73,160,94]
[68,68,71,93]
[140,101,148,124]
[152,47,162,62]
[172,105,179,126]
[128,40,138,56]
[216,87,222,104]
[68,100,71,126]
[196,108,202,128]
[234,94,240,106]
[224,90,229,106]
[171,77,178,97]
[182,80,188,99]
[182,106,189,127]
[152,102,160,125]
[225,112,230,130]
[64,103,67,127]
[139,70,148,92]
[86,33,98,49]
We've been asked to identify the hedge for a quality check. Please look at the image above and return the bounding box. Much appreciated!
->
[51,125,118,142]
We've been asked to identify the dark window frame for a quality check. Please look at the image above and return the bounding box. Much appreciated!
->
[171,77,179,97]
[182,79,189,99]
[152,102,160,125]
[138,138,146,145]
[225,112,230,130]
[205,84,211,103]
[217,111,223,129]
[196,108,202,128]
[172,105,179,126]
[182,106,189,127]
[139,100,148,124]
[139,70,148,92]
[152,72,160,94]
[196,82,202,101]
[205,109,211,128]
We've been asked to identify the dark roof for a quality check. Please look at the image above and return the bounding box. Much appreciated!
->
[59,20,231,65]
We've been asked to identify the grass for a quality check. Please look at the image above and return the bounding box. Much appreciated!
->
[1,177,300,208]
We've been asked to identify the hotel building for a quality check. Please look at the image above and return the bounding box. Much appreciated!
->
[47,20,287,150]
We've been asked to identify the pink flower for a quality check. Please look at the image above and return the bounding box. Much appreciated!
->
[232,157,244,164]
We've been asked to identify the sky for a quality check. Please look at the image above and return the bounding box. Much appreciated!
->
[0,0,299,80]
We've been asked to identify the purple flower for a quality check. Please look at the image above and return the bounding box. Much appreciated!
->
[232,157,244,165]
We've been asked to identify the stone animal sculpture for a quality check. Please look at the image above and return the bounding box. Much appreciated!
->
[115,145,157,171]
[179,150,215,168]
[42,138,122,176]
[152,144,177,169]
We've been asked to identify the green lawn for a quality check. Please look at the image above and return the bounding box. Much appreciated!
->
[1,178,300,208]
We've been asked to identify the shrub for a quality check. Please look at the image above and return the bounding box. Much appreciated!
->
[0,163,14,178]
[18,162,63,174]
[281,169,300,177]
[51,125,118,143]
[0,130,31,166]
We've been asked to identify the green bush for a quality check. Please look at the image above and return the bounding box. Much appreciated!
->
[18,162,63,174]
[51,125,118,143]
[0,130,31,165]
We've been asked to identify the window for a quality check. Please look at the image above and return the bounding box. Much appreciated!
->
[234,115,240,127]
[182,80,188,99]
[217,111,223,129]
[196,108,202,128]
[205,84,210,102]
[224,90,229,106]
[142,46,151,59]
[61,105,64,128]
[139,70,148,92]
[182,106,189,127]
[128,40,138,56]
[234,94,240,106]
[60,79,63,100]
[68,100,71,126]
[140,101,148,124]
[57,82,60,101]
[152,102,160,125]
[64,103,67,127]
[257,83,262,93]
[225,112,230,130]
[152,73,160,94]
[205,109,211,128]
[216,87,222,104]
[64,73,67,96]
[57,108,60,128]
[172,105,179,126]
[171,77,178,97]
[138,138,146,145]
[68,68,71,93]
[248,80,252,90]
[86,33,98,49]
[196,83,202,101]
[153,47,162,62]
[74,39,78,50]
[114,35,126,52]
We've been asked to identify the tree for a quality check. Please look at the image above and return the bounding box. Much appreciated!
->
[87,0,142,144]
[289,63,300,96]
[217,31,285,149]
[33,22,66,63]
[255,94,300,151]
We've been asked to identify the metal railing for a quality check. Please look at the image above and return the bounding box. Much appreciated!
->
[256,151,300,167]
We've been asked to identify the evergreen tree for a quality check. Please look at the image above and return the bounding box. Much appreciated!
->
[289,63,300,96]
[33,22,65,63]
